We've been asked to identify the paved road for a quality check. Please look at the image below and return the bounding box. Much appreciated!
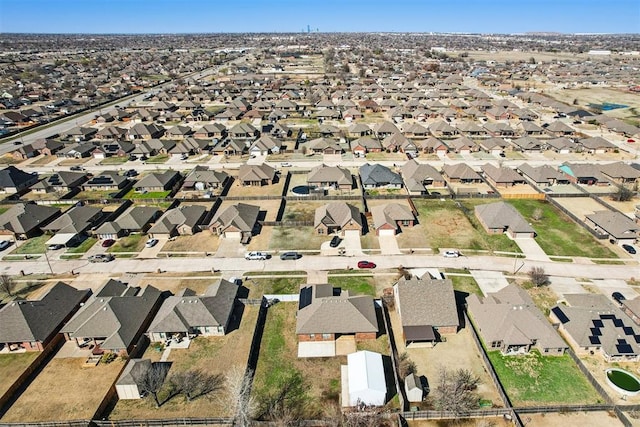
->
[4,253,637,281]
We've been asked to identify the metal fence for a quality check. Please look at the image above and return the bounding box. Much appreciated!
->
[92,418,232,427]
[545,195,609,239]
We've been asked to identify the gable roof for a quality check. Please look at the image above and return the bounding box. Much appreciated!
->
[442,163,482,181]
[0,166,36,189]
[0,203,60,234]
[475,202,535,234]
[308,164,352,186]
[371,203,414,231]
[296,284,378,334]
[395,277,459,329]
[134,170,181,190]
[41,205,102,234]
[0,282,90,343]
[481,164,525,184]
[585,211,640,239]
[209,203,260,233]
[148,205,207,234]
[314,202,362,229]
[238,163,276,183]
[360,163,403,186]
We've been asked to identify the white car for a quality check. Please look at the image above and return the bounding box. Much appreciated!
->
[145,238,159,248]
[245,251,269,260]
[280,162,292,167]
[443,250,460,258]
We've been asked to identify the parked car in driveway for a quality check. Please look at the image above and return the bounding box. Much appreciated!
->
[330,235,342,248]
[357,260,376,269]
[145,238,159,248]
[0,240,11,251]
[101,239,115,248]
[622,244,636,255]
[443,250,460,258]
[280,251,301,260]
[47,244,64,250]
[88,254,114,263]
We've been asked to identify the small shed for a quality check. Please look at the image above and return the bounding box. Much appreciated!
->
[404,373,425,402]
[342,350,386,407]
[116,358,152,399]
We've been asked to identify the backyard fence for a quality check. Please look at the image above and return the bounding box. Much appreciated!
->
[92,418,232,427]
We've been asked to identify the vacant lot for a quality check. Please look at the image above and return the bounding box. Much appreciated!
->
[554,197,610,220]
[509,199,616,258]
[142,275,222,295]
[244,273,308,295]
[269,225,327,252]
[2,357,125,422]
[545,86,640,121]
[108,304,258,419]
[412,200,519,253]
[487,350,601,406]
[161,232,220,254]
[225,178,286,198]
[0,352,39,399]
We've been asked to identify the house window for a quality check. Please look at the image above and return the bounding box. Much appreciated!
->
[491,341,501,348]
[322,333,331,340]
[317,229,324,235]
[309,334,315,340]
[402,220,410,226]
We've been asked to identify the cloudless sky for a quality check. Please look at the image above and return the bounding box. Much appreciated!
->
[0,0,638,34]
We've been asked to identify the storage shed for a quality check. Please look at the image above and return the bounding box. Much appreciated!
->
[404,373,426,402]
[342,350,386,407]
[116,358,153,399]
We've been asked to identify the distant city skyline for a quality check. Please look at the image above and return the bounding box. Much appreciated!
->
[0,0,639,35]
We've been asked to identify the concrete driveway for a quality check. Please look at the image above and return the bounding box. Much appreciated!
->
[549,276,587,297]
[214,236,244,258]
[591,279,639,302]
[378,234,401,255]
[514,238,550,262]
[136,238,166,259]
[471,270,510,296]
[342,230,363,256]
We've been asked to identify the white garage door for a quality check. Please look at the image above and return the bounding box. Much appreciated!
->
[224,231,242,239]
[378,229,396,236]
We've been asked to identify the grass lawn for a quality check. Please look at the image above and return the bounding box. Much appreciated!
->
[12,235,49,254]
[252,303,344,419]
[327,274,376,296]
[1,357,125,422]
[74,190,117,200]
[269,226,326,251]
[0,352,39,399]
[446,271,483,297]
[99,156,129,165]
[108,234,146,253]
[66,237,98,254]
[109,305,259,419]
[124,189,171,199]
[245,275,307,295]
[145,154,169,164]
[508,199,616,258]
[520,280,560,316]
[412,200,519,253]
[487,350,602,406]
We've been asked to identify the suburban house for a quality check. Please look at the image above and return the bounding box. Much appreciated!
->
[442,163,483,184]
[585,211,640,243]
[579,137,617,153]
[550,294,640,362]
[307,164,353,191]
[148,205,209,238]
[147,279,238,342]
[0,165,39,194]
[41,205,105,247]
[510,136,545,152]
[547,137,578,153]
[475,202,536,238]
[208,202,260,243]
[480,164,526,187]
[82,171,130,192]
[598,162,640,185]
[360,163,403,189]
[249,135,283,156]
[517,164,569,187]
[133,170,182,193]
[370,203,416,236]
[559,163,610,186]
[296,283,378,358]
[31,171,87,194]
[341,351,387,407]
[477,137,509,156]
[350,136,383,157]
[237,163,277,186]
[95,206,161,239]
[393,277,459,347]
[621,298,640,327]
[401,159,446,195]
[0,282,91,352]
[61,280,162,357]
[0,203,61,240]
[181,166,231,193]
[314,202,363,236]
[468,284,568,356]
[306,137,343,154]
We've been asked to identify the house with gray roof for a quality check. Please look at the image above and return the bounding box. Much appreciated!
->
[393,277,459,347]
[585,211,639,243]
[350,136,382,157]
[401,159,446,195]
[481,164,526,187]
[307,164,353,191]
[306,137,343,155]
[31,171,87,194]
[442,163,483,184]
[621,298,640,327]
[517,164,569,187]
[296,283,378,358]
[61,281,162,356]
[598,162,640,185]
[95,206,161,239]
[0,166,38,194]
[147,279,238,342]
[82,171,130,192]
[510,136,545,152]
[550,294,640,362]
[370,203,415,236]
[41,205,105,247]
[468,284,567,356]
[208,203,260,243]
[579,137,617,153]
[546,137,578,153]
[559,163,611,186]
[360,163,402,189]
[238,163,277,186]
[475,202,535,238]
[0,203,61,240]
[134,170,182,193]
[148,205,208,238]
[181,166,230,193]
[314,202,363,236]
[0,282,91,352]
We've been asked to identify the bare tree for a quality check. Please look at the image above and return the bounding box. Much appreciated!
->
[135,362,170,407]
[528,266,550,287]
[0,274,16,297]
[169,369,224,402]
[531,208,544,221]
[398,352,417,378]
[612,186,633,202]
[431,367,480,418]
[226,366,257,427]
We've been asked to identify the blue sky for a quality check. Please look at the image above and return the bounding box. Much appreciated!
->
[0,0,638,34]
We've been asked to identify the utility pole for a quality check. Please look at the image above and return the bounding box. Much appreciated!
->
[44,250,54,275]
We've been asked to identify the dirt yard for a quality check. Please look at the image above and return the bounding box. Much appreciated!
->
[604,196,639,215]
[108,304,259,419]
[160,232,220,254]
[215,199,282,222]
[1,357,125,422]
[0,352,39,399]
[554,196,611,221]
[141,275,222,295]
[224,177,286,198]
[497,183,539,196]
[521,411,625,427]
[387,308,503,408]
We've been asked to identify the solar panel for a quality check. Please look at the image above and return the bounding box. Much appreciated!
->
[592,319,604,328]
[623,327,635,336]
[616,339,633,354]
[590,327,602,336]
[589,336,601,345]
[613,318,624,328]
[298,286,312,310]
[551,307,569,324]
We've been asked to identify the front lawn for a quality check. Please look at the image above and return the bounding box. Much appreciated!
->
[487,350,601,406]
[99,156,128,165]
[245,274,307,295]
[12,235,49,254]
[108,234,146,253]
[508,199,616,258]
[66,237,98,254]
[124,189,171,199]
[327,274,376,296]
[145,154,169,164]
[446,270,483,297]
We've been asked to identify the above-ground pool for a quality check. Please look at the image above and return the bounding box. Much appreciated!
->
[291,185,312,195]
[606,368,640,396]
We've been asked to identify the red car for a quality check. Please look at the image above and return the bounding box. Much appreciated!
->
[101,239,115,247]
[357,260,376,269]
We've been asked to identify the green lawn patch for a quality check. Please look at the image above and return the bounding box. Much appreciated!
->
[0,353,40,398]
[123,189,171,199]
[66,237,98,254]
[99,156,128,165]
[145,154,169,164]
[508,199,616,258]
[327,275,376,296]
[247,276,307,295]
[13,235,49,254]
[108,234,145,253]
[448,274,483,297]
[487,350,601,406]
